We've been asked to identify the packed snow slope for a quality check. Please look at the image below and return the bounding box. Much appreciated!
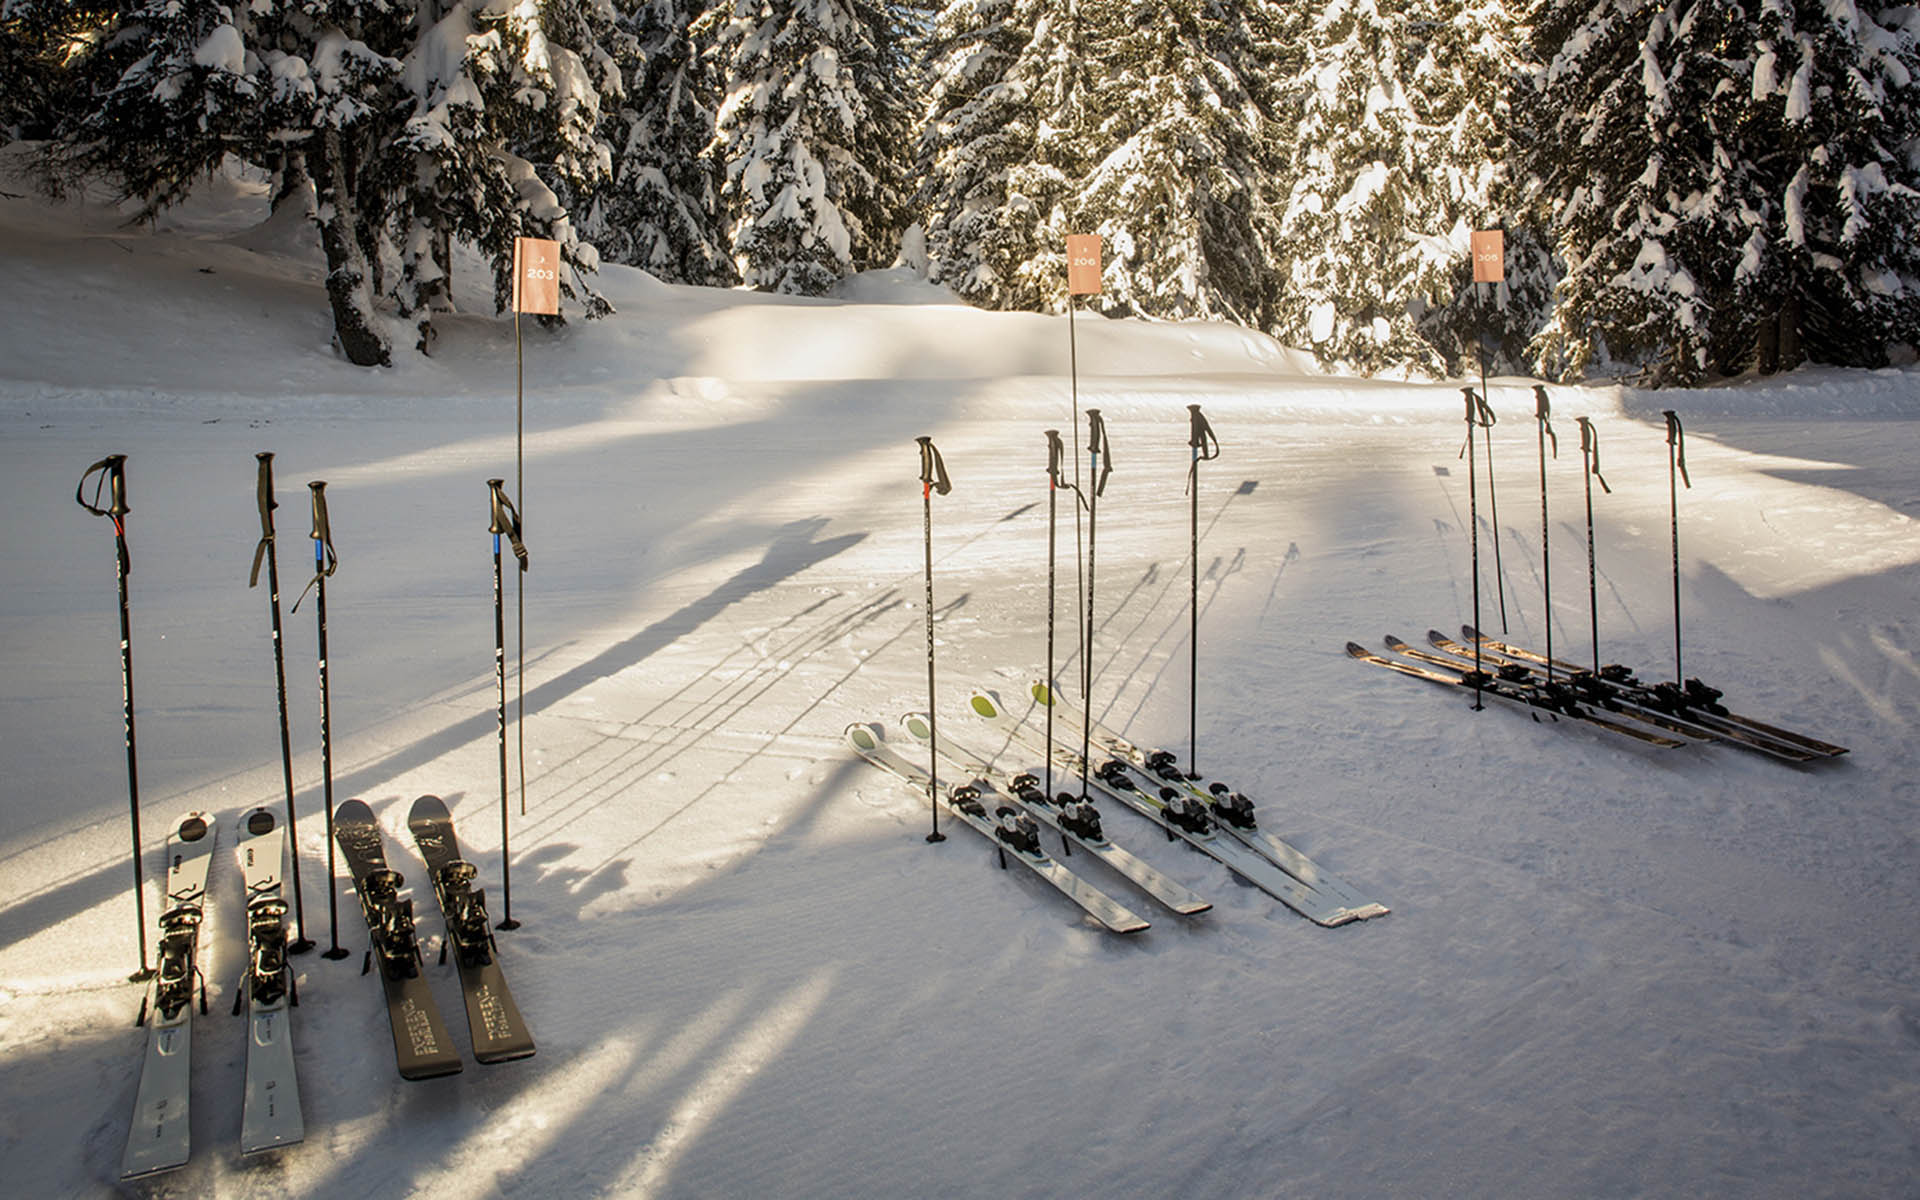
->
[1,159,1916,1198]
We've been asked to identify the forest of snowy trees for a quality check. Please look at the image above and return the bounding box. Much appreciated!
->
[3,0,1918,385]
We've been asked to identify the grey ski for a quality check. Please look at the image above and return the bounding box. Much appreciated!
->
[1459,625,1847,758]
[897,712,1212,916]
[846,722,1150,934]
[1025,681,1392,921]
[407,795,535,1064]
[234,807,304,1155]
[332,800,463,1080]
[121,811,216,1181]
[1419,631,1820,762]
[1349,640,1687,748]
[966,690,1379,927]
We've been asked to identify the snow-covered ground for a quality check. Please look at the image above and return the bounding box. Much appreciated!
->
[1,160,1916,1198]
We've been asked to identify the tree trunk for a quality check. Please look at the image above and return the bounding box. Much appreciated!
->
[313,130,391,368]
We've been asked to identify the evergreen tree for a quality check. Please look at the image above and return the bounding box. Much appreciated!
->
[1270,0,1517,375]
[591,0,738,284]
[1071,0,1288,329]
[28,0,627,364]
[699,0,921,294]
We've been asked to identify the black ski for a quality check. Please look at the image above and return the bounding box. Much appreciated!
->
[1349,641,1686,748]
[332,800,463,1080]
[1461,625,1848,758]
[406,795,535,1064]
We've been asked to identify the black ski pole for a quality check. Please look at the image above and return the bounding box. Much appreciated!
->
[1081,409,1111,799]
[1044,429,1067,804]
[488,480,529,929]
[1532,387,1559,686]
[1185,404,1219,778]
[76,454,153,982]
[1576,417,1611,675]
[1663,410,1691,683]
[916,436,952,844]
[1461,390,1485,710]
[293,481,349,960]
[248,453,313,954]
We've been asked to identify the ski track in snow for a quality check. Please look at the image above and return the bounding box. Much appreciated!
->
[0,162,1917,1198]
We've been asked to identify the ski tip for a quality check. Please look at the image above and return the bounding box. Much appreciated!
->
[1344,641,1372,657]
[968,692,1001,719]
[407,794,451,825]
[844,721,882,752]
[1384,634,1409,651]
[899,712,933,742]
[174,810,214,842]
[243,806,276,838]
[1030,680,1055,707]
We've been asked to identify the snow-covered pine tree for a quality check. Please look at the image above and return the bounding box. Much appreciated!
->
[1069,0,1288,329]
[590,0,738,285]
[1270,0,1516,375]
[1728,1,1920,372]
[699,0,921,293]
[383,0,627,351]
[1526,1,1762,384]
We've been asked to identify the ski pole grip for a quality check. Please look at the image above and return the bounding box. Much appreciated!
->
[488,478,529,570]
[249,452,277,588]
[1533,385,1556,455]
[1578,417,1611,494]
[308,482,337,575]
[76,453,129,518]
[1086,409,1111,497]
[1045,429,1065,487]
[916,436,951,497]
[1662,410,1690,487]
[1187,404,1219,460]
[1461,387,1477,425]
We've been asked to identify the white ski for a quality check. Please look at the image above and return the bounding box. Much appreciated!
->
[235,807,304,1155]
[121,811,216,1181]
[897,712,1211,916]
[846,722,1149,934]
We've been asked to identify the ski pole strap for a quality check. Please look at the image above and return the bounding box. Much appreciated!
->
[76,454,130,569]
[1458,388,1494,457]
[1045,429,1066,489]
[1185,404,1218,496]
[916,436,951,499]
[487,478,529,571]
[292,480,337,612]
[1533,385,1557,457]
[1086,408,1111,498]
[1577,417,1612,494]
[1662,410,1691,488]
[249,451,277,588]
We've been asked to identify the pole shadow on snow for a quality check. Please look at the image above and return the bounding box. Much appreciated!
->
[324,517,865,809]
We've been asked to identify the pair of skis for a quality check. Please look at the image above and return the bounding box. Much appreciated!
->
[333,796,534,1080]
[847,722,1154,934]
[1350,628,1846,759]
[121,808,302,1181]
[977,683,1389,926]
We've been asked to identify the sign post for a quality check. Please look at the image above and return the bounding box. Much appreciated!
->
[507,238,558,831]
[1063,234,1101,675]
[1469,230,1509,632]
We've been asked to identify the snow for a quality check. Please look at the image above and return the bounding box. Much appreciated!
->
[2,159,1919,1198]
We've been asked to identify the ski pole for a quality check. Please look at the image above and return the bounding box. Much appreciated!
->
[916,436,952,844]
[1044,429,1067,805]
[1576,417,1611,675]
[1461,390,1485,710]
[488,479,528,929]
[248,453,313,954]
[1663,410,1691,682]
[293,481,349,960]
[1533,387,1558,685]
[1185,404,1219,778]
[1081,409,1112,799]
[76,454,153,981]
